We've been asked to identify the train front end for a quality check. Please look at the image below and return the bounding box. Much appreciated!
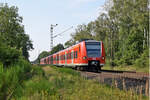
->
[82,40,105,70]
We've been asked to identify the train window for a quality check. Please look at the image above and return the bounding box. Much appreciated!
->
[86,42,101,57]
[66,54,67,60]
[57,55,59,61]
[67,53,69,60]
[68,53,70,59]
[69,53,71,59]
[71,52,74,59]
[48,57,49,64]
[49,57,50,63]
[74,52,75,58]
[63,55,65,60]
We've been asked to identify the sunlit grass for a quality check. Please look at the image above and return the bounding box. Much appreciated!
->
[103,65,149,73]
[12,65,148,100]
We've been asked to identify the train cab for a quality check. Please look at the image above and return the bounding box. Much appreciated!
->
[80,40,105,70]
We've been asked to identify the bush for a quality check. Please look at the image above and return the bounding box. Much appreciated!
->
[0,43,21,67]
[134,49,149,68]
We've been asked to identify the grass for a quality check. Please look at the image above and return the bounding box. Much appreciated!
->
[12,65,149,100]
[0,60,32,100]
[102,65,149,73]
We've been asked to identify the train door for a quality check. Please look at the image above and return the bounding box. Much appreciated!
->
[65,52,67,65]
[56,55,57,65]
[59,55,61,65]
[71,50,74,64]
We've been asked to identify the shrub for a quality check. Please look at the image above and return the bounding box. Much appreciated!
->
[134,49,149,68]
[0,43,21,67]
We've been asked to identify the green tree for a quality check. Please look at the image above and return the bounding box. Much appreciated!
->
[72,24,94,42]
[50,44,64,54]
[108,0,149,65]
[0,3,33,60]
[17,33,33,60]
[64,39,75,48]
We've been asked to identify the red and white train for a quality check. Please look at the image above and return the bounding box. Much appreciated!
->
[40,40,105,70]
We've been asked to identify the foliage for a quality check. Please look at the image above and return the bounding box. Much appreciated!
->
[33,51,49,64]
[0,3,33,61]
[72,24,94,42]
[0,40,21,67]
[17,33,34,60]
[50,43,64,54]
[135,49,149,68]
[0,59,32,100]
[64,39,75,48]
[31,66,45,76]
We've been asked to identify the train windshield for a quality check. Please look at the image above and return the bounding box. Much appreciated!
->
[85,42,101,57]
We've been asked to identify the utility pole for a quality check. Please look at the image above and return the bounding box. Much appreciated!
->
[50,24,58,50]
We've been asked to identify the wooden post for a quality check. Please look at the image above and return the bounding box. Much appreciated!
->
[115,79,118,88]
[139,85,143,100]
[123,78,126,90]
[145,79,149,96]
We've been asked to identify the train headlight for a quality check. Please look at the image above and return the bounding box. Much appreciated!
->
[83,56,87,60]
[102,57,105,60]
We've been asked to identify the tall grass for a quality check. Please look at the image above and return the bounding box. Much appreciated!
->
[14,66,149,100]
[0,59,32,100]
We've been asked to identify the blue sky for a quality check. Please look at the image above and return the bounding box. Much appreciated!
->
[1,0,106,61]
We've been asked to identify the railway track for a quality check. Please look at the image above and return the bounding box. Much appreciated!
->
[79,69,149,96]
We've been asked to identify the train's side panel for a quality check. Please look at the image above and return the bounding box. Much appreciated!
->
[100,42,105,65]
[80,41,88,65]
[73,45,79,64]
[53,54,56,65]
[59,51,63,66]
